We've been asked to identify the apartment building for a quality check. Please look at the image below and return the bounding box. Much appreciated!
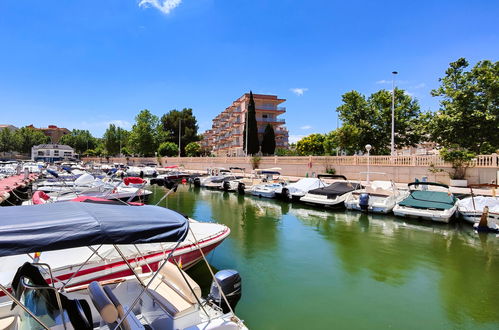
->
[201,93,289,156]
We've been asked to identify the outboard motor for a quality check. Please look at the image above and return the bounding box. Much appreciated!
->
[237,182,246,195]
[208,270,242,313]
[281,188,291,201]
[359,193,370,212]
[193,177,201,187]
[222,180,231,192]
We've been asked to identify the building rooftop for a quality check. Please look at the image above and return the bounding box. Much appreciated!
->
[32,144,74,150]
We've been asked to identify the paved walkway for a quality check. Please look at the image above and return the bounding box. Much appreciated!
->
[0,173,39,203]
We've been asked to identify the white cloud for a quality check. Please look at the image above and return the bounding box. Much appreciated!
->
[404,91,414,97]
[289,135,306,143]
[290,88,308,96]
[138,0,182,15]
[107,120,132,129]
[414,83,426,89]
[376,80,391,84]
[300,125,312,130]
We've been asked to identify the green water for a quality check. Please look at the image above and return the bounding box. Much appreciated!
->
[149,185,499,330]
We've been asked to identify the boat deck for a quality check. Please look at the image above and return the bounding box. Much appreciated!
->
[0,173,39,203]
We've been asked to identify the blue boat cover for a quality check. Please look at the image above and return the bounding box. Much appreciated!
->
[0,203,189,257]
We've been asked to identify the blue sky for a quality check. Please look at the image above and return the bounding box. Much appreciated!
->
[1,0,498,142]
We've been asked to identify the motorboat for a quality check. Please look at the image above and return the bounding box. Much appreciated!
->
[24,177,152,205]
[127,165,157,177]
[195,168,240,189]
[237,168,282,195]
[0,202,246,329]
[220,167,247,192]
[300,175,363,208]
[344,180,409,213]
[249,170,286,198]
[393,182,458,223]
[274,177,328,202]
[457,184,499,232]
[157,165,191,181]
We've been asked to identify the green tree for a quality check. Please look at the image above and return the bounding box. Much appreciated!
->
[296,133,326,155]
[59,129,96,155]
[158,142,178,157]
[102,125,129,156]
[128,109,160,156]
[185,142,201,157]
[0,128,16,154]
[243,91,260,155]
[261,124,276,155]
[336,89,422,154]
[427,58,499,153]
[160,108,198,156]
[14,127,50,154]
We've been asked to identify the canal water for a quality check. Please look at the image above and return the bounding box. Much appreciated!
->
[148,184,499,330]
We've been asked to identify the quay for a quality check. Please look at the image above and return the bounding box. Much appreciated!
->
[0,173,39,204]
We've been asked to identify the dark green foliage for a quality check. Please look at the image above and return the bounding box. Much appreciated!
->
[128,110,160,156]
[102,125,129,156]
[0,128,15,153]
[427,58,499,153]
[243,91,260,155]
[261,124,276,155]
[15,127,50,154]
[60,129,96,155]
[336,89,422,154]
[160,108,199,156]
[185,142,201,157]
[440,147,476,179]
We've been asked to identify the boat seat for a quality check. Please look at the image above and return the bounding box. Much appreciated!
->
[88,281,119,324]
[147,273,197,318]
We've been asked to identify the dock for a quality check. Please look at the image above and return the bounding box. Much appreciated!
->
[0,173,39,204]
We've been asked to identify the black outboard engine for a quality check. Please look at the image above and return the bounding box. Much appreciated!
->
[237,182,246,195]
[193,177,201,187]
[281,187,291,201]
[222,180,231,192]
[208,270,242,313]
[359,193,370,212]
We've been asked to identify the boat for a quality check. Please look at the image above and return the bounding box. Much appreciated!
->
[0,202,246,329]
[274,177,328,202]
[457,184,499,232]
[393,182,458,223]
[220,167,247,192]
[300,175,363,208]
[236,168,282,194]
[196,168,240,189]
[344,180,409,213]
[157,165,191,181]
[249,170,285,198]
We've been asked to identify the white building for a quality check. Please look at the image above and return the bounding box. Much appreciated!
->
[32,144,76,162]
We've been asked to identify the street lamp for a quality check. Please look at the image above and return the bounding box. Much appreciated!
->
[391,71,398,156]
[365,144,372,184]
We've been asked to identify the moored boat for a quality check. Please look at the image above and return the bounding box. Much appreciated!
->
[345,180,409,213]
[300,175,363,208]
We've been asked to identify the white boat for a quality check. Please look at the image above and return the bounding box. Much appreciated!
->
[274,177,328,202]
[457,184,499,232]
[250,182,284,198]
[393,182,458,223]
[345,180,409,213]
[300,175,363,208]
[0,202,247,330]
[235,168,282,194]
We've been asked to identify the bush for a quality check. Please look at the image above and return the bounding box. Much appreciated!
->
[440,147,476,180]
[185,142,201,157]
[251,156,261,169]
[158,142,178,157]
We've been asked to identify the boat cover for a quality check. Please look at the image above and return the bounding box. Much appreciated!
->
[308,182,363,198]
[0,202,189,257]
[457,196,499,212]
[398,191,457,210]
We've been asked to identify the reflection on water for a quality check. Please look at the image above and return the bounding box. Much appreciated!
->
[149,184,499,330]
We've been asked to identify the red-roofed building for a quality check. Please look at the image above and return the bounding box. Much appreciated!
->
[27,125,70,143]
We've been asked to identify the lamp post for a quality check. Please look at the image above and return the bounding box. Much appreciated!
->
[391,71,398,156]
[365,144,372,184]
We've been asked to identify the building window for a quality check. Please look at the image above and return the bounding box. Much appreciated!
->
[262,114,268,118]
[64,152,71,156]
[53,150,59,156]
[37,151,44,156]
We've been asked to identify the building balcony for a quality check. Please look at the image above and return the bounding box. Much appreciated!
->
[257,117,285,124]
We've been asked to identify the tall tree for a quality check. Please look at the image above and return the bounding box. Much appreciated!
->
[296,133,326,155]
[336,89,422,154]
[102,125,129,156]
[243,91,259,155]
[128,109,160,156]
[59,129,96,155]
[14,127,50,154]
[0,128,16,154]
[428,58,499,153]
[261,124,276,155]
[160,108,198,156]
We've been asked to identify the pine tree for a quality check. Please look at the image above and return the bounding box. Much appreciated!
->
[261,124,276,155]
[243,91,260,155]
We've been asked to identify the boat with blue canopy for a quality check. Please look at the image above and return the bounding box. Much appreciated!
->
[0,203,247,330]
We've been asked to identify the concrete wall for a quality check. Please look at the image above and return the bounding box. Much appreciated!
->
[83,155,499,185]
